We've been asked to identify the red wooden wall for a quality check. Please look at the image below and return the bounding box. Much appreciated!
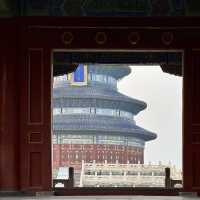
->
[0,17,200,194]
[184,49,200,192]
[0,20,19,191]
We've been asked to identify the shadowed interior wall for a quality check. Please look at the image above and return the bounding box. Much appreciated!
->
[0,20,19,190]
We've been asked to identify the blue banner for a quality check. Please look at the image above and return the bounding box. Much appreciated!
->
[74,64,84,82]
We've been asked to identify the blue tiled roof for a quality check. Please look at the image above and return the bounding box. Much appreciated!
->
[53,115,156,141]
[53,64,157,144]
[88,64,131,80]
[53,86,146,115]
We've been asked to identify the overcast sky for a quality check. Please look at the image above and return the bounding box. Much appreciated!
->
[118,65,183,170]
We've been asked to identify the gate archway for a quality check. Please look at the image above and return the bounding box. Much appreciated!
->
[5,17,200,194]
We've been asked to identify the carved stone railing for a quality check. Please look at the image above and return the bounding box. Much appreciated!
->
[165,167,182,188]
[80,163,182,188]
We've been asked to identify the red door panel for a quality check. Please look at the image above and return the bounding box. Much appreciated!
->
[20,45,52,190]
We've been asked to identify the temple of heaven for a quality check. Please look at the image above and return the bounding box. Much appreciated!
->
[52,64,157,186]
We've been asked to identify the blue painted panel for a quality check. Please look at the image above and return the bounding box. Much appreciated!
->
[74,64,84,82]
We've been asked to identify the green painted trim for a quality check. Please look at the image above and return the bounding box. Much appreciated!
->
[185,1,200,15]
[0,0,16,17]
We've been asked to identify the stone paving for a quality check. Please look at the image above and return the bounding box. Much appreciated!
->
[0,196,199,200]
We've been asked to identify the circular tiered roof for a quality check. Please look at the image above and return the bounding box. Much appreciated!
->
[88,64,131,80]
[53,63,157,145]
[53,85,146,115]
[53,114,157,141]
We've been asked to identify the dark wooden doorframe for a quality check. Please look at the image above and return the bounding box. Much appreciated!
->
[51,49,184,196]
[17,17,200,194]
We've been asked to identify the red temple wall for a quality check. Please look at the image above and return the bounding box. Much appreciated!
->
[53,144,144,170]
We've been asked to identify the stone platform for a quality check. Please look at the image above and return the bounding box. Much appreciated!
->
[0,196,199,200]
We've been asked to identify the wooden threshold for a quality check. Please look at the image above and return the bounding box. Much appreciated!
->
[54,187,182,196]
